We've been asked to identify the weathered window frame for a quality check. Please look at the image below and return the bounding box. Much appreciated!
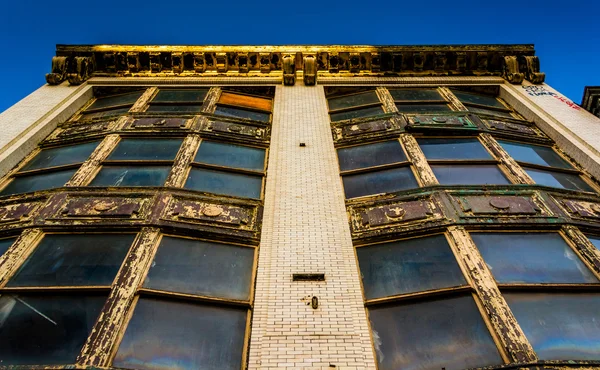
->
[327,90,386,123]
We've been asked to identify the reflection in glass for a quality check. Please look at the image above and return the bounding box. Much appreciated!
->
[185,168,262,199]
[418,138,491,160]
[7,234,134,287]
[498,141,572,169]
[144,237,254,300]
[80,107,131,120]
[145,105,203,113]
[587,235,600,251]
[369,295,502,370]
[195,141,266,171]
[357,235,465,300]
[466,106,514,118]
[0,294,105,364]
[452,91,507,109]
[108,139,183,161]
[343,167,418,198]
[214,106,270,123]
[431,165,510,185]
[525,168,594,192]
[87,91,143,111]
[0,238,15,256]
[471,233,598,284]
[389,89,443,101]
[327,91,380,111]
[505,293,600,360]
[0,168,77,196]
[330,105,384,122]
[21,142,99,171]
[90,166,171,187]
[152,89,208,103]
[113,298,247,370]
[338,141,406,171]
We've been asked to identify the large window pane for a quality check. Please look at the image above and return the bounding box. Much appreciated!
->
[505,293,600,360]
[369,295,502,370]
[432,164,510,185]
[471,233,598,284]
[330,105,384,122]
[7,234,134,287]
[343,167,418,198]
[338,141,407,171]
[466,106,514,118]
[0,294,106,365]
[395,104,452,114]
[0,168,77,196]
[113,298,247,370]
[21,142,99,171]
[452,91,507,109]
[144,237,254,300]
[195,141,266,171]
[357,235,466,300]
[0,238,15,256]
[418,138,492,160]
[185,168,262,199]
[214,106,270,123]
[498,141,572,169]
[525,168,594,192]
[587,235,600,251]
[389,89,443,101]
[108,139,183,161]
[90,166,171,187]
[87,91,143,111]
[328,91,380,111]
[152,89,208,103]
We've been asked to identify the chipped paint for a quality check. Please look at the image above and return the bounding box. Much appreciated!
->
[399,133,438,186]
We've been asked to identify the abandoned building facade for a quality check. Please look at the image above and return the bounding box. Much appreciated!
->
[0,44,599,370]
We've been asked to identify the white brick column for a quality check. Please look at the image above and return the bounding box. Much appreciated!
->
[249,83,376,370]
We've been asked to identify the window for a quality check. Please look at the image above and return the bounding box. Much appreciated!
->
[391,88,453,114]
[336,140,418,199]
[417,137,511,185]
[185,140,266,199]
[451,89,518,119]
[112,235,254,370]
[498,140,595,192]
[213,91,272,123]
[327,90,385,122]
[79,91,143,120]
[359,234,502,370]
[0,141,100,196]
[89,138,183,187]
[145,89,209,113]
[0,233,135,365]
[0,237,16,256]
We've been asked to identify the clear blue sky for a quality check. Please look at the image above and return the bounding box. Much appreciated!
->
[0,0,598,113]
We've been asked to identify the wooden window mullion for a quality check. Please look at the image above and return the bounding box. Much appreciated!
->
[375,87,397,114]
[0,228,43,287]
[479,133,535,185]
[563,225,600,276]
[129,87,158,113]
[439,87,467,111]
[203,87,222,114]
[398,133,438,186]
[164,135,201,188]
[66,134,121,187]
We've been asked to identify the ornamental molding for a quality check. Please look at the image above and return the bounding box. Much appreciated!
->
[46,44,545,86]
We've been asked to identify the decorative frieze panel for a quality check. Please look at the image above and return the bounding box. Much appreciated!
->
[48,120,117,142]
[453,194,548,217]
[481,119,545,139]
[0,201,41,227]
[557,197,600,222]
[202,119,270,143]
[406,114,477,130]
[46,194,153,224]
[331,116,404,144]
[125,117,192,130]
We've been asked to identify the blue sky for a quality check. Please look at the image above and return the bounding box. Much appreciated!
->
[0,0,598,113]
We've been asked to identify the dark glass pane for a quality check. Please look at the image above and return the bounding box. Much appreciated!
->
[145,105,203,113]
[87,91,143,111]
[330,105,384,122]
[498,140,572,169]
[389,89,443,101]
[417,138,492,160]
[395,104,452,114]
[90,166,171,187]
[144,237,254,300]
[328,91,380,111]
[0,238,15,256]
[0,168,77,196]
[452,90,507,109]
[7,234,134,287]
[214,106,270,122]
[195,141,266,171]
[505,293,600,360]
[338,141,406,171]
[152,89,208,103]
[587,235,600,251]
[369,295,502,370]
[342,167,418,199]
[113,298,247,370]
[0,294,105,365]
[357,235,466,300]
[467,106,514,118]
[108,138,183,161]
[185,168,262,199]
[21,142,99,171]
[525,167,594,192]
[432,164,511,185]
[472,233,598,284]
[80,107,131,120]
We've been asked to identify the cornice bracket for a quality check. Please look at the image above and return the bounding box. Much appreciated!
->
[520,55,545,84]
[283,54,296,86]
[502,56,524,84]
[67,57,93,85]
[46,56,69,85]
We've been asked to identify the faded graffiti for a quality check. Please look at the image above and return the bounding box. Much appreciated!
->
[523,85,580,110]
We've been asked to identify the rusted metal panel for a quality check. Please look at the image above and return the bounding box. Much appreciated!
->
[127,117,190,129]
[407,114,477,130]
[557,198,600,222]
[55,196,151,219]
[50,120,116,142]
[456,195,542,216]
[0,201,41,226]
[331,116,405,145]
[218,92,272,112]
[482,118,547,140]
[205,120,269,141]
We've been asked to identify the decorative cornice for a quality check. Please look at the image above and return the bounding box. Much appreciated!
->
[46,44,545,86]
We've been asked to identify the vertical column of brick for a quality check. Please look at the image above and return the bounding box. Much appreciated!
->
[249,84,377,370]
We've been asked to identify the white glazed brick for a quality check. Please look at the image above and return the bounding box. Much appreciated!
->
[249,83,376,369]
